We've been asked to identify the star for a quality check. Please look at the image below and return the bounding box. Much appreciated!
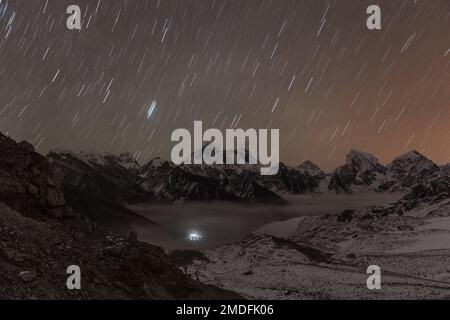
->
[147,100,157,119]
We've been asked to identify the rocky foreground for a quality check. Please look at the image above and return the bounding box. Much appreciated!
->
[0,133,241,299]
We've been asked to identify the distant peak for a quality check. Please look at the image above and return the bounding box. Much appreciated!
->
[301,160,317,166]
[345,149,381,172]
[347,149,377,159]
[345,149,379,163]
[297,160,324,176]
[390,150,438,167]
[393,150,424,160]
[147,157,164,166]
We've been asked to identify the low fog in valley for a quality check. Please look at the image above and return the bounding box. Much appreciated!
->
[128,193,402,249]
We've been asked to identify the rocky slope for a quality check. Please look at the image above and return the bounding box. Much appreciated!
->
[49,150,288,205]
[141,155,320,200]
[184,205,450,299]
[0,133,241,299]
[183,171,450,299]
[381,150,440,192]
[140,159,287,205]
[47,150,156,234]
[0,135,65,219]
[48,150,148,203]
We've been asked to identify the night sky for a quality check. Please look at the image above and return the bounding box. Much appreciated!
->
[0,0,449,171]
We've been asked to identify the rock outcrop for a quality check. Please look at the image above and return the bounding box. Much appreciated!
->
[0,134,65,219]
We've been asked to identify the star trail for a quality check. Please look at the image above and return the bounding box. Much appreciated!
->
[0,0,449,170]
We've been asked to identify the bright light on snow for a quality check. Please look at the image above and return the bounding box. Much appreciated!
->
[189,232,202,241]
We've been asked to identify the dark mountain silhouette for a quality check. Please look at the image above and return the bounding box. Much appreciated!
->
[0,133,241,299]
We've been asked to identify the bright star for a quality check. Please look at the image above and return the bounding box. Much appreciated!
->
[147,100,157,119]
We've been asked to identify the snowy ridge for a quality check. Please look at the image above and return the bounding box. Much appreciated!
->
[50,149,140,172]
[345,149,384,173]
[49,148,446,205]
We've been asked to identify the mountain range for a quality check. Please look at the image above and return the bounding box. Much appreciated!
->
[44,144,449,241]
[1,131,449,299]
[48,145,449,205]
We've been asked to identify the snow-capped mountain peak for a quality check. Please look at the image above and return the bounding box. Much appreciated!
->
[390,150,429,164]
[297,160,324,177]
[345,149,382,173]
[388,150,438,174]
